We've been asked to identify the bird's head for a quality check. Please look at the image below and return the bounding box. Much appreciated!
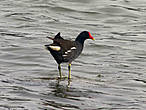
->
[75,31,95,44]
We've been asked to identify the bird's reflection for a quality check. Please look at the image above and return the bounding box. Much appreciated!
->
[51,79,71,98]
[57,78,71,89]
[35,76,72,97]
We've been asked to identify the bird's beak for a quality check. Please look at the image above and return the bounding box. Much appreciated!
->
[88,32,95,41]
[90,36,95,41]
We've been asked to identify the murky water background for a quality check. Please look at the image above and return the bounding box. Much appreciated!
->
[0,0,146,109]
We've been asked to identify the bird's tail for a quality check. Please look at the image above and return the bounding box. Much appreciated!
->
[46,36,54,40]
[46,32,63,40]
[44,44,50,50]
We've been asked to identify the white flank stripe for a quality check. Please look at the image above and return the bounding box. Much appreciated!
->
[71,47,76,50]
[49,46,61,51]
[63,55,67,57]
[65,52,68,54]
[67,50,71,52]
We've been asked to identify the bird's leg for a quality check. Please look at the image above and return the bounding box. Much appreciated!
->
[58,64,62,79]
[68,64,71,79]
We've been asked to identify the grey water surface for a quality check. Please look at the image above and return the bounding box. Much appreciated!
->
[0,0,146,110]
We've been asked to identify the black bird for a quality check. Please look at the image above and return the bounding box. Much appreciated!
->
[45,31,95,79]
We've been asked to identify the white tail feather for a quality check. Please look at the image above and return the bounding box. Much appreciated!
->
[49,46,61,51]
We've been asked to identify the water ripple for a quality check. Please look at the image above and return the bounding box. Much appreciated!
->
[0,0,146,109]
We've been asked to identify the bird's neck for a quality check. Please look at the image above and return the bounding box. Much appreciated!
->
[75,36,86,45]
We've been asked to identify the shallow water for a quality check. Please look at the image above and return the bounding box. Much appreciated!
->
[0,0,146,109]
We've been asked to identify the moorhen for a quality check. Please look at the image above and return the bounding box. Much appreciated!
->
[45,31,95,79]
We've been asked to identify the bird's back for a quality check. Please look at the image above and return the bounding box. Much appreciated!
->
[45,33,83,64]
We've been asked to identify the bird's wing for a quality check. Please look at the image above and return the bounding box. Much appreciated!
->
[54,32,63,39]
[58,40,78,61]
[46,32,64,43]
[45,37,78,62]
